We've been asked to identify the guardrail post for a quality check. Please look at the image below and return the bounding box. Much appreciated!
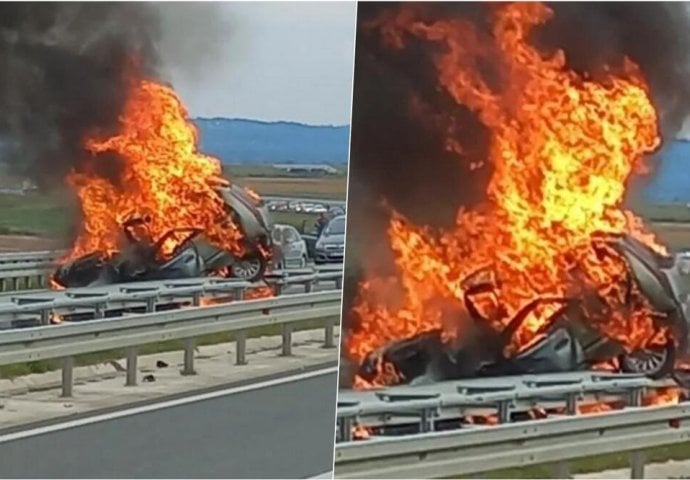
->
[181,338,196,375]
[61,356,74,398]
[235,330,247,365]
[552,461,570,479]
[125,346,138,386]
[192,293,201,307]
[339,418,354,442]
[145,298,155,313]
[630,449,646,479]
[324,317,335,348]
[281,324,293,356]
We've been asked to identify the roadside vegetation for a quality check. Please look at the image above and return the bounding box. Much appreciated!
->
[464,442,690,478]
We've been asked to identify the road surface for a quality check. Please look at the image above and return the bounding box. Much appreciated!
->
[0,367,337,478]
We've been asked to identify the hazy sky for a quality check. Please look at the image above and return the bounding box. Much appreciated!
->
[158,2,356,126]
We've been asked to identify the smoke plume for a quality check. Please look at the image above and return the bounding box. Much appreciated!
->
[0,3,229,189]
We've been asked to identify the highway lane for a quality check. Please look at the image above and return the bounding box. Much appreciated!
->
[0,367,338,479]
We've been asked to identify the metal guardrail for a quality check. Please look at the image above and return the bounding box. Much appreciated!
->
[0,290,341,398]
[335,371,684,442]
[334,402,690,478]
[0,250,344,292]
[0,250,63,264]
[0,270,342,329]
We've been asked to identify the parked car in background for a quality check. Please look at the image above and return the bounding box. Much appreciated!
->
[329,205,345,217]
[271,223,309,269]
[312,215,346,264]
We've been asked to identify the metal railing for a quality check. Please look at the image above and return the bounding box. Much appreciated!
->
[0,249,344,292]
[0,290,341,398]
[0,270,342,329]
[334,402,690,478]
[335,371,682,442]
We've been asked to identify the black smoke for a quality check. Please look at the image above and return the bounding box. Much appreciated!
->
[0,3,230,189]
[0,3,162,188]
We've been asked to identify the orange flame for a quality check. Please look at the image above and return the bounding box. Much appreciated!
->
[65,79,245,262]
[245,285,275,300]
[352,425,372,440]
[347,3,669,385]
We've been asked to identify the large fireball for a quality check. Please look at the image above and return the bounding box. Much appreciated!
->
[346,2,667,386]
[66,79,245,261]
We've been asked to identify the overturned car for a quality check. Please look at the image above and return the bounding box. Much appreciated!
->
[53,184,274,288]
[356,234,690,385]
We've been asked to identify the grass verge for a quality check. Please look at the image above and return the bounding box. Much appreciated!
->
[0,316,340,379]
[467,441,690,478]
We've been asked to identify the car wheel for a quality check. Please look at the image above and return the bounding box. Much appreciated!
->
[232,256,266,282]
[620,341,675,378]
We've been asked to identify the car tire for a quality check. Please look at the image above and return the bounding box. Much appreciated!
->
[619,340,675,379]
[231,255,267,282]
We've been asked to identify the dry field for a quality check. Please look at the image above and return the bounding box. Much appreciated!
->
[235,176,346,200]
[650,222,690,251]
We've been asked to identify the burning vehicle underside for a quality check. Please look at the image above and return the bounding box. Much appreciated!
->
[344,2,690,390]
[53,185,273,288]
[357,233,690,385]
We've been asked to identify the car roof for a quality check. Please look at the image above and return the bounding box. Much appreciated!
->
[273,223,299,231]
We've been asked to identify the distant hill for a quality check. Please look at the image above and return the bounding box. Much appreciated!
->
[644,140,690,203]
[194,118,350,165]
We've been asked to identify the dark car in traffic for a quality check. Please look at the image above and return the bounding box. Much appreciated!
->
[311,215,345,264]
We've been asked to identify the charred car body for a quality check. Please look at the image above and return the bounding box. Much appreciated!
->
[53,185,274,288]
[356,234,690,386]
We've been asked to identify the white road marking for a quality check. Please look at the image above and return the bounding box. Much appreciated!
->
[307,471,333,479]
[0,366,338,444]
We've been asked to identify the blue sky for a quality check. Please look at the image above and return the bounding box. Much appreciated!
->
[158,2,356,126]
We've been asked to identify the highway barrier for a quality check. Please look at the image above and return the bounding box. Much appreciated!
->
[334,401,690,479]
[0,290,342,397]
[0,250,344,292]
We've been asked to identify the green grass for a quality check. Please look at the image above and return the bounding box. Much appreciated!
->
[0,192,74,237]
[465,441,690,478]
[0,316,340,379]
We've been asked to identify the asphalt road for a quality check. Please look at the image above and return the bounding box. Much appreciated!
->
[0,368,337,478]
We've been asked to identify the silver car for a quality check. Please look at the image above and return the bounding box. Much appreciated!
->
[271,224,309,269]
[193,184,274,280]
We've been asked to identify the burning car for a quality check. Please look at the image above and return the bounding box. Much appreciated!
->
[341,3,690,392]
[355,233,690,386]
[53,184,274,288]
